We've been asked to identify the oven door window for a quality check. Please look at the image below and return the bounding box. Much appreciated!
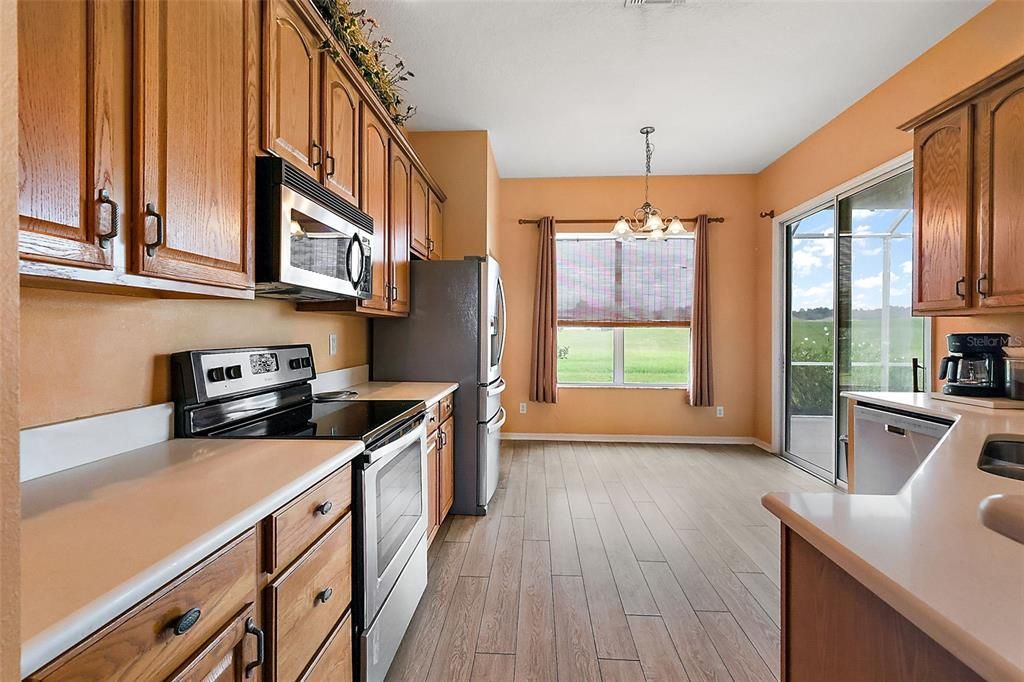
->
[288,210,364,285]
[376,439,424,576]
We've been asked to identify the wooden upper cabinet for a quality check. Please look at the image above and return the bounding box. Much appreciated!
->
[410,170,430,259]
[389,143,412,314]
[912,105,973,313]
[321,55,360,206]
[974,70,1024,309]
[428,190,444,260]
[134,0,256,290]
[265,0,323,178]
[360,104,391,312]
[17,0,126,270]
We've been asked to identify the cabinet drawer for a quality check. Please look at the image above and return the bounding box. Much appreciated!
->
[29,531,257,681]
[300,610,353,681]
[426,401,441,435]
[267,464,352,573]
[439,392,454,422]
[267,514,353,682]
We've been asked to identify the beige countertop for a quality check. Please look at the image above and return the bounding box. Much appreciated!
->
[345,380,458,405]
[763,391,1024,682]
[20,437,363,677]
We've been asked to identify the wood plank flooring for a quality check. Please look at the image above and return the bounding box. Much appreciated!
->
[387,441,832,682]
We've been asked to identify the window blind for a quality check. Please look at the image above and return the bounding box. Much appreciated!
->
[556,236,694,326]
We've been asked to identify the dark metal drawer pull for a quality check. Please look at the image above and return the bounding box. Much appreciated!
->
[144,202,164,257]
[316,500,333,516]
[97,188,119,247]
[169,608,201,636]
[977,273,989,297]
[316,587,333,604]
[244,617,264,678]
[955,276,966,299]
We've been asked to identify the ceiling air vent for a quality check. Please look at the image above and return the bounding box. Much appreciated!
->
[624,0,685,6]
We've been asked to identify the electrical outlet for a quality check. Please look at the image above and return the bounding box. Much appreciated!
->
[715,406,725,418]
[329,334,338,356]
[519,402,527,414]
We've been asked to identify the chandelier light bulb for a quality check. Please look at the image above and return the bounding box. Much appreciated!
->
[646,213,665,232]
[649,227,666,241]
[667,217,684,235]
[612,217,631,235]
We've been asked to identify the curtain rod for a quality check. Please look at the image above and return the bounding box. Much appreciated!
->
[518,216,725,225]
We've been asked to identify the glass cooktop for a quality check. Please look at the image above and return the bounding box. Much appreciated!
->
[210,399,423,443]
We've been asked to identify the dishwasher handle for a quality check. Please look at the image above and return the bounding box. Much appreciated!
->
[884,424,907,437]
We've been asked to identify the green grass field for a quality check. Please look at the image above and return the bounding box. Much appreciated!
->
[790,317,925,363]
[557,327,690,385]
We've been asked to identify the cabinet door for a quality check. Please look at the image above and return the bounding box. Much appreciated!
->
[439,417,455,519]
[17,0,125,269]
[426,432,439,542]
[975,71,1024,309]
[360,105,391,312]
[166,605,260,682]
[264,0,322,178]
[389,143,412,314]
[321,55,359,206]
[912,106,973,313]
[428,190,444,260]
[134,0,256,289]
[410,169,430,259]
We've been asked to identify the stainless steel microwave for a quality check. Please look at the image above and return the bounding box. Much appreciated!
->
[255,157,373,301]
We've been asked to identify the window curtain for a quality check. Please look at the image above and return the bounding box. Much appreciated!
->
[689,214,714,407]
[530,217,558,403]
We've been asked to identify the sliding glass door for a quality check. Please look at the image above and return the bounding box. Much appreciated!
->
[783,167,926,484]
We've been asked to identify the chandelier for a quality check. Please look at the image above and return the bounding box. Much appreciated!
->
[610,126,685,241]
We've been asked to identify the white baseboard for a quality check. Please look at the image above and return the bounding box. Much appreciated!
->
[501,432,765,446]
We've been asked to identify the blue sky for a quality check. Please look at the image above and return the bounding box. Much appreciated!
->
[791,207,913,312]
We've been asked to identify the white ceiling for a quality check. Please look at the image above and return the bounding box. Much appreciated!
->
[363,0,989,178]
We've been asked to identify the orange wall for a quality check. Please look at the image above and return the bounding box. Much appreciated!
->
[500,175,759,437]
[19,288,368,428]
[752,0,1024,444]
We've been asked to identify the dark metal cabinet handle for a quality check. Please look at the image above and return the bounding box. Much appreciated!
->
[316,500,333,516]
[168,608,201,636]
[427,237,435,253]
[97,189,119,247]
[383,280,391,303]
[144,202,164,257]
[391,284,399,302]
[316,587,333,604]
[977,273,989,297]
[311,142,323,169]
[955,276,966,299]
[325,153,336,178]
[244,618,264,678]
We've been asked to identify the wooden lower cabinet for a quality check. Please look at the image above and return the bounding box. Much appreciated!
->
[28,463,357,681]
[427,401,456,544]
[28,532,259,681]
[782,526,981,681]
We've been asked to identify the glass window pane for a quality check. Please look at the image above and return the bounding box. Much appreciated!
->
[557,327,613,384]
[623,328,689,385]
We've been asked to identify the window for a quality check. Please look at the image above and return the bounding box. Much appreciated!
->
[556,234,693,387]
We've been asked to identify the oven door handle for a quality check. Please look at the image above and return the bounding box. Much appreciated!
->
[363,419,426,467]
[487,407,507,434]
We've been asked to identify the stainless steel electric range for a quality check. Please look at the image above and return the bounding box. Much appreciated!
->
[171,344,428,682]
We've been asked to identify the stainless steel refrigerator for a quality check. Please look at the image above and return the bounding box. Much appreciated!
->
[372,256,507,515]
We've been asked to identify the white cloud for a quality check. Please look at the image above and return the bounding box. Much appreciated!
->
[853,273,884,290]
[792,283,833,309]
[792,249,822,275]
[900,261,913,274]
[854,225,874,235]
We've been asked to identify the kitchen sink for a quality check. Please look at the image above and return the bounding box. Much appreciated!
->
[977,439,1024,481]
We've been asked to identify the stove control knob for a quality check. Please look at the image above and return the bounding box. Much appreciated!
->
[225,365,243,380]
[289,358,302,370]
[207,367,225,382]
[300,357,312,368]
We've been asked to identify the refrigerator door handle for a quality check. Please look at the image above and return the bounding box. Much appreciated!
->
[487,407,507,434]
[495,274,507,367]
[487,378,507,396]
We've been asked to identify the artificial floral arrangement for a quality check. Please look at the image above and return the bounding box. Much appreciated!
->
[312,0,416,125]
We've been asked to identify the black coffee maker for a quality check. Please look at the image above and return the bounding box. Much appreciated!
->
[938,333,1008,397]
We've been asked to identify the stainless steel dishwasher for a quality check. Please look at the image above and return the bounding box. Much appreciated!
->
[853,404,952,494]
